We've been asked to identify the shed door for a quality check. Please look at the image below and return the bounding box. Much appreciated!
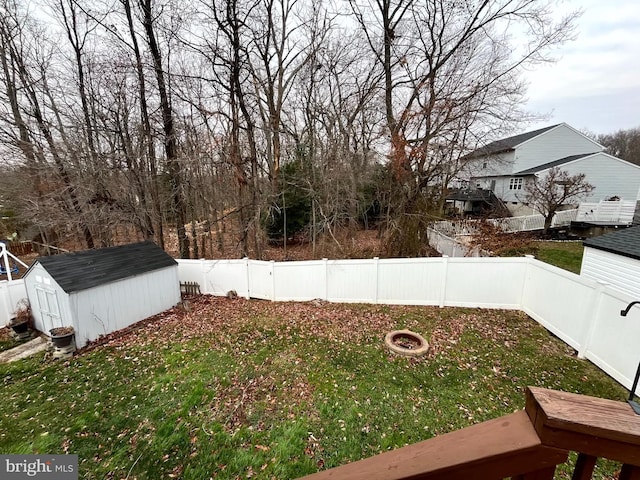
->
[35,286,62,329]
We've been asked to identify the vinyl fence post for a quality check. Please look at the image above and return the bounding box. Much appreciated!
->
[520,255,535,310]
[200,258,207,295]
[270,260,276,301]
[244,257,250,299]
[439,255,449,308]
[373,257,380,304]
[323,258,328,301]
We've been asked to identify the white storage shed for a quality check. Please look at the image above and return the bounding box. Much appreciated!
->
[24,241,180,348]
[580,226,640,299]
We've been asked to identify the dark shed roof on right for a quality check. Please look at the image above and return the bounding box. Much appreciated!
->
[583,226,640,261]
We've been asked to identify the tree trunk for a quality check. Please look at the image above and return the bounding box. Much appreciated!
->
[140,0,189,257]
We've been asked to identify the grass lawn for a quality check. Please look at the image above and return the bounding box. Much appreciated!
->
[534,241,585,274]
[0,296,626,479]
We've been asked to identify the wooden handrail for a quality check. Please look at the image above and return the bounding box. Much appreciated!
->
[299,410,567,480]
[298,387,640,480]
[526,387,640,479]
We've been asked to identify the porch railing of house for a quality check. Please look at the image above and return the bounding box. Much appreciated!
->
[433,200,637,237]
[298,386,640,480]
[432,209,578,237]
[488,208,578,233]
[576,200,637,224]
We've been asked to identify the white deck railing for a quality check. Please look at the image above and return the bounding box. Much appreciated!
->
[576,200,636,224]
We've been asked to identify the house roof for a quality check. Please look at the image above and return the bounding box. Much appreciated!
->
[465,124,560,158]
[33,241,177,293]
[514,153,596,175]
[583,226,640,261]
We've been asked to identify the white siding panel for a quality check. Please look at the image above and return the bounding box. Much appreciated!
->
[555,154,640,202]
[513,124,603,173]
[471,151,516,181]
[581,247,640,298]
[492,175,526,203]
[71,266,180,348]
[469,152,515,187]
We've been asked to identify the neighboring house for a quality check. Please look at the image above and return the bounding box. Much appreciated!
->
[23,241,180,349]
[467,123,640,215]
[581,226,640,299]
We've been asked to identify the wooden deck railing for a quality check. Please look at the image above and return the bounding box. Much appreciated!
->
[299,387,640,480]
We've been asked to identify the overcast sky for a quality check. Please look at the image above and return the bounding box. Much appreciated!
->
[523,0,640,135]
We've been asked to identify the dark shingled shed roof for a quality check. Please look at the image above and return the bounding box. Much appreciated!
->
[583,226,640,261]
[465,124,560,159]
[34,241,177,293]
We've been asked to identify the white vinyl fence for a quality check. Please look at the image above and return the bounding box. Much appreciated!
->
[178,256,640,393]
[3,254,638,395]
[488,209,578,233]
[432,209,578,236]
[0,279,28,325]
[427,228,482,257]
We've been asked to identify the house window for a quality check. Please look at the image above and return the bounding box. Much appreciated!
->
[509,178,523,190]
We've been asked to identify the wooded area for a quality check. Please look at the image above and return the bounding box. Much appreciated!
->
[0,0,604,258]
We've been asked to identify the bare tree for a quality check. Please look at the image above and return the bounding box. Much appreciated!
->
[348,0,578,255]
[597,127,640,166]
[0,2,96,248]
[139,0,190,258]
[0,0,587,259]
[522,167,594,234]
[121,0,162,244]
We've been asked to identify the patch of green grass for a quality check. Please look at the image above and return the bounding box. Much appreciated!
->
[0,299,627,479]
[535,240,584,273]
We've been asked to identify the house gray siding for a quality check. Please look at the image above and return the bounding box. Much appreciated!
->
[477,153,640,209]
[537,153,640,202]
[490,175,531,203]
[580,247,640,299]
[511,124,603,174]
[468,152,515,186]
